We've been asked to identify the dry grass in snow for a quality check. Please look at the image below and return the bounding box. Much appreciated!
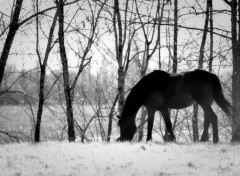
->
[0,142,240,176]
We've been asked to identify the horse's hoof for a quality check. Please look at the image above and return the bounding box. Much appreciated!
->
[146,138,152,142]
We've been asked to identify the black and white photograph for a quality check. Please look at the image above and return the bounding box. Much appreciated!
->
[0,0,240,175]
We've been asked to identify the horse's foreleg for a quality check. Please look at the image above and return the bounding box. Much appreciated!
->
[146,107,155,141]
[160,108,176,142]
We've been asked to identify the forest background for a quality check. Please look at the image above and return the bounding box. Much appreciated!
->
[0,0,239,144]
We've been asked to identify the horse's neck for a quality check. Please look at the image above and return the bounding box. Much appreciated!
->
[121,75,149,120]
[121,94,143,119]
[122,105,139,119]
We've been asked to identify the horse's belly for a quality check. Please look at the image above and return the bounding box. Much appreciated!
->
[144,92,165,109]
[167,94,195,109]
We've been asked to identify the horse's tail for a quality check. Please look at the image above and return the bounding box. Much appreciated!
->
[212,74,232,118]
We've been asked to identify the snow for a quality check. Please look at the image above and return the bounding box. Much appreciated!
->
[0,142,240,176]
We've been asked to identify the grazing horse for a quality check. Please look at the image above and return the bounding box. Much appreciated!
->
[117,69,232,143]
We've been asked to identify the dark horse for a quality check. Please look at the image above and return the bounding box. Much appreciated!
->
[117,69,232,143]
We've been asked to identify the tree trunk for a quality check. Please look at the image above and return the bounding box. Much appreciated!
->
[172,0,178,73]
[0,0,23,85]
[198,0,210,68]
[231,0,240,142]
[58,0,75,142]
[34,69,45,142]
[208,0,213,72]
[192,103,199,141]
[138,107,147,141]
[113,0,125,114]
[117,67,125,114]
[106,94,118,142]
[192,0,210,142]
[231,43,240,142]
[34,7,58,143]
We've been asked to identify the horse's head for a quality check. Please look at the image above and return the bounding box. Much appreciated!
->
[116,115,136,142]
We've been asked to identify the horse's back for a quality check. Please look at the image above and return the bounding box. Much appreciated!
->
[183,69,216,86]
[136,70,170,91]
[185,69,214,79]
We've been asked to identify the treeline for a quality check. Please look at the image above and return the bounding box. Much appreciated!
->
[0,65,116,106]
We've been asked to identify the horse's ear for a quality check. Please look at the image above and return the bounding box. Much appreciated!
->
[117,115,122,120]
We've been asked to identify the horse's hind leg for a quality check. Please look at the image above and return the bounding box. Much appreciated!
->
[200,112,211,142]
[160,108,176,142]
[146,107,155,141]
[202,106,219,143]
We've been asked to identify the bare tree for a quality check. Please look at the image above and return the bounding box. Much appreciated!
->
[54,0,106,142]
[208,0,213,72]
[34,0,58,142]
[113,0,127,114]
[192,0,210,142]
[223,0,240,142]
[0,0,23,86]
[172,0,178,73]
[58,0,75,142]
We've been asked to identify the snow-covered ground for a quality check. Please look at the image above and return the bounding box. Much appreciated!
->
[0,142,239,176]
